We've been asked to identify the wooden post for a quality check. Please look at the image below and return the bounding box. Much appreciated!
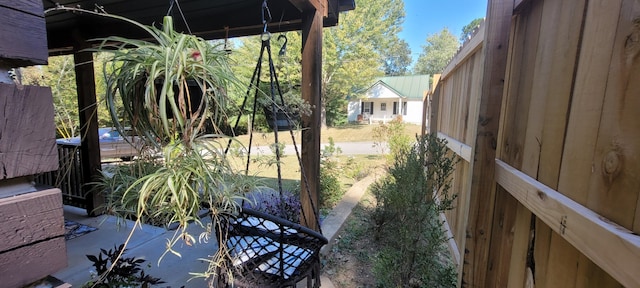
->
[461,0,512,286]
[300,8,322,231]
[73,48,103,216]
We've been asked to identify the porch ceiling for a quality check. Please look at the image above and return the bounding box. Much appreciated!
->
[43,0,355,55]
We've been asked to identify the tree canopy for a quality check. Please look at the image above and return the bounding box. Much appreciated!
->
[460,18,484,42]
[231,0,409,127]
[413,28,459,75]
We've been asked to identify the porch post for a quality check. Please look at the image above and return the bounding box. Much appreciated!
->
[73,39,103,216]
[300,7,322,231]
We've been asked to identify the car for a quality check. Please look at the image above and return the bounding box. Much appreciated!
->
[56,127,143,161]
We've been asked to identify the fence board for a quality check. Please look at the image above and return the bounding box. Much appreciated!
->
[495,160,640,288]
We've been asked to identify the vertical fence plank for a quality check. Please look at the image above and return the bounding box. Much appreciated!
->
[461,0,513,286]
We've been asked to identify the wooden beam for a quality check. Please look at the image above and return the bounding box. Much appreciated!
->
[438,132,472,163]
[0,0,47,66]
[289,0,327,16]
[0,85,58,179]
[461,0,513,286]
[73,47,103,216]
[495,159,640,288]
[0,187,66,288]
[300,8,322,231]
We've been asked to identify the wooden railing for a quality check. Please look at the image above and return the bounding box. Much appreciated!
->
[35,144,86,208]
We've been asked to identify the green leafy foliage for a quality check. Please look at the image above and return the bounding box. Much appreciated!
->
[371,134,458,287]
[413,28,460,75]
[92,159,163,226]
[460,18,485,43]
[83,244,165,288]
[230,0,408,127]
[319,138,345,209]
[373,119,413,164]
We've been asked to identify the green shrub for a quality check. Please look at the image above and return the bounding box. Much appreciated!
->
[372,119,413,163]
[92,160,163,226]
[371,134,457,287]
[319,137,344,209]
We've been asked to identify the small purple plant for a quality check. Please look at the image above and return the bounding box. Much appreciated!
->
[244,189,302,223]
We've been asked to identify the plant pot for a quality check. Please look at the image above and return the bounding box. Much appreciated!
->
[264,107,299,131]
[155,79,203,119]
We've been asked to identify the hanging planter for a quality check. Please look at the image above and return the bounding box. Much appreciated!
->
[259,90,310,131]
[263,107,300,131]
[95,15,235,147]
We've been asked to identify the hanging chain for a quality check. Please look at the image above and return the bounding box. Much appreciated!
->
[166,0,192,34]
[261,0,272,39]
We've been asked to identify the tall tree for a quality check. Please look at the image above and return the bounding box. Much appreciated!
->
[382,39,412,76]
[322,0,407,126]
[231,0,408,127]
[413,28,459,75]
[460,18,484,42]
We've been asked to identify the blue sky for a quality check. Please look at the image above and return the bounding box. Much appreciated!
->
[399,0,488,66]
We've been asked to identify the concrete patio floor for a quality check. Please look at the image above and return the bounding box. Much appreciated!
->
[52,170,382,287]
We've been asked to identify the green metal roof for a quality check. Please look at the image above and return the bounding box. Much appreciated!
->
[376,75,431,100]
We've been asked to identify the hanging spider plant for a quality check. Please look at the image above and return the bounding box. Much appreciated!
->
[46,7,263,283]
[94,15,236,149]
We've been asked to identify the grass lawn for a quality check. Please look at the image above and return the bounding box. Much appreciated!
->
[232,123,423,147]
[229,153,387,201]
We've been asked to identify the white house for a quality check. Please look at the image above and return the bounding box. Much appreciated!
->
[347,75,430,125]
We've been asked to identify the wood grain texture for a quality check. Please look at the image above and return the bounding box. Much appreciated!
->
[73,51,103,215]
[438,132,472,163]
[442,24,485,78]
[0,0,43,16]
[495,160,640,288]
[0,237,66,288]
[0,84,58,179]
[461,0,512,286]
[556,0,625,286]
[586,0,640,233]
[0,187,64,252]
[0,4,47,66]
[300,10,323,231]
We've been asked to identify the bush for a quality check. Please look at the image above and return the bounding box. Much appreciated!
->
[372,119,413,164]
[371,134,458,287]
[319,138,344,209]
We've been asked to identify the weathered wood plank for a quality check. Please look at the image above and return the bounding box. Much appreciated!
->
[506,202,532,288]
[289,0,327,16]
[461,0,512,286]
[0,84,58,179]
[495,159,640,288]
[586,0,640,233]
[0,237,66,288]
[0,0,44,16]
[442,24,485,78]
[437,132,472,163]
[557,0,624,286]
[73,50,103,215]
[0,187,64,252]
[300,9,323,231]
[0,4,47,66]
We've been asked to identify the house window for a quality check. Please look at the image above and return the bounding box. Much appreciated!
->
[403,102,407,116]
[393,102,398,114]
[380,103,387,111]
[361,101,374,114]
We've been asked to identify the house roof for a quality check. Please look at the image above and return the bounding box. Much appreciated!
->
[375,75,430,100]
[43,0,356,55]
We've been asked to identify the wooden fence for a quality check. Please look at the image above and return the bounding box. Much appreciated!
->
[428,0,640,287]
